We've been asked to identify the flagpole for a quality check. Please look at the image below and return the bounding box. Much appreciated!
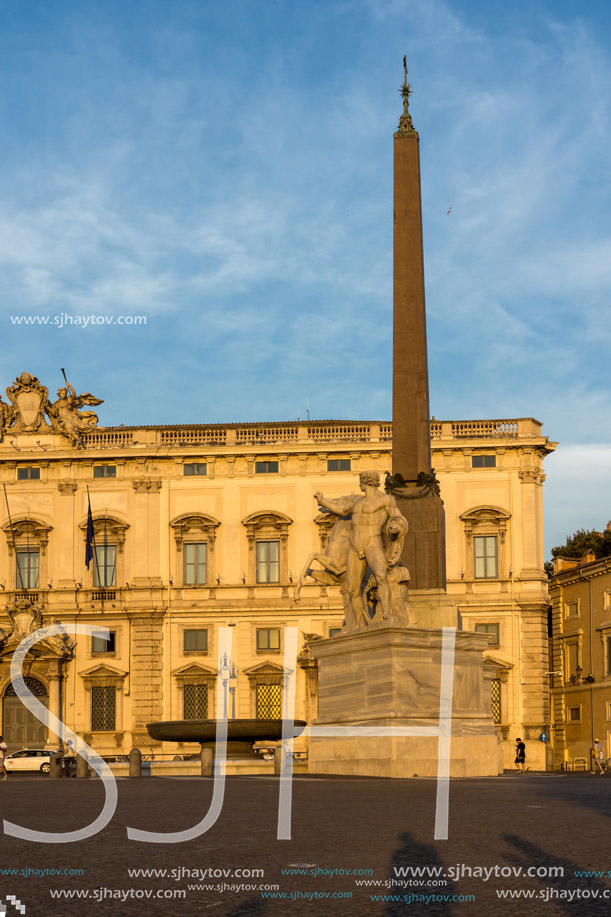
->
[3,484,25,592]
[86,486,103,599]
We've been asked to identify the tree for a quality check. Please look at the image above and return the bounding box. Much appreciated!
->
[549,526,611,566]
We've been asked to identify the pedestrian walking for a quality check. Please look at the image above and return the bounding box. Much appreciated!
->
[592,739,605,775]
[515,737,526,773]
[0,735,7,779]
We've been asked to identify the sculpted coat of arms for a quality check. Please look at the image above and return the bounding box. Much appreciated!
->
[0,371,103,447]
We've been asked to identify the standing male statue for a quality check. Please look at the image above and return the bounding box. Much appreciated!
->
[314,471,405,629]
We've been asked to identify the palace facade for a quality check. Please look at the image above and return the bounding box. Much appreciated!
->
[0,377,556,769]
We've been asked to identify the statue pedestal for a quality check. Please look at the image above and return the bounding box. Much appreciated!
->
[308,625,502,778]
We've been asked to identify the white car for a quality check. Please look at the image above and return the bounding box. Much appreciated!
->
[4,749,53,774]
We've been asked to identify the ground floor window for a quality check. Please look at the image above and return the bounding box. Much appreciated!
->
[256,684,282,719]
[491,678,501,724]
[91,686,116,731]
[184,684,208,719]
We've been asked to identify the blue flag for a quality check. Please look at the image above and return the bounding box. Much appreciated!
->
[85,498,94,569]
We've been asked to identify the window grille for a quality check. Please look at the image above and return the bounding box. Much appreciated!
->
[4,677,47,698]
[184,684,208,720]
[491,678,501,724]
[256,684,282,719]
[91,686,115,731]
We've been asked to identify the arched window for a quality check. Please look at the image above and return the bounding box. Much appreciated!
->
[241,512,293,585]
[1,516,52,593]
[459,506,511,581]
[170,514,221,587]
[78,514,129,593]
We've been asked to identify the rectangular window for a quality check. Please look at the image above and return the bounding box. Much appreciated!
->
[472,455,496,468]
[565,642,579,681]
[255,461,278,474]
[16,550,39,589]
[474,536,498,579]
[184,684,208,719]
[93,465,117,478]
[567,705,581,724]
[17,467,40,480]
[91,686,115,731]
[327,459,351,472]
[606,701,611,721]
[475,623,500,646]
[256,684,282,719]
[605,592,611,611]
[491,678,501,724]
[184,629,208,653]
[565,601,579,619]
[93,545,116,588]
[92,632,116,654]
[183,463,207,476]
[329,627,342,637]
[606,637,611,677]
[257,628,281,651]
[256,541,279,583]
[184,543,207,586]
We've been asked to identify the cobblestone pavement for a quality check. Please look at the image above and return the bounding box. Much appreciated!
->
[0,773,610,916]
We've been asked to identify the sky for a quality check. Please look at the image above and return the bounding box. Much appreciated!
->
[0,0,609,557]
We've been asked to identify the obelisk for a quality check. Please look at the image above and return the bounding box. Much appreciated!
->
[390,58,448,612]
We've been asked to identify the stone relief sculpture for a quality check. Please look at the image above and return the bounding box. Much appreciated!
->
[296,471,415,631]
[2,371,103,447]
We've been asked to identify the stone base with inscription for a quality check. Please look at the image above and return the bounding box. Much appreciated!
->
[308,625,502,778]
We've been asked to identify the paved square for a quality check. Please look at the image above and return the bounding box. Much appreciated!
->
[0,774,609,915]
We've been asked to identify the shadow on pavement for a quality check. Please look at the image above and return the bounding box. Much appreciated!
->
[386,831,458,916]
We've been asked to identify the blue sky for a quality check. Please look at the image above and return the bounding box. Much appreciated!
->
[0,0,610,555]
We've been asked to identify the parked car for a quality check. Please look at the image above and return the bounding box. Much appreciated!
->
[4,749,53,774]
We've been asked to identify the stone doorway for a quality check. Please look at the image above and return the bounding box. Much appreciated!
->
[3,677,48,749]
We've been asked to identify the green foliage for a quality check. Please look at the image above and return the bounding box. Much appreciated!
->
[550,527,611,561]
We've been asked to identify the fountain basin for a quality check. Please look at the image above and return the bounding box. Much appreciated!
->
[146,719,307,757]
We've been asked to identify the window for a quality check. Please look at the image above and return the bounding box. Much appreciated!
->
[256,541,279,583]
[184,543,207,586]
[91,686,115,731]
[17,467,40,480]
[605,592,611,612]
[93,465,116,478]
[16,550,39,589]
[93,545,116,588]
[606,637,611,678]
[567,705,582,724]
[256,684,282,719]
[565,601,579,619]
[184,684,208,719]
[257,628,281,651]
[184,629,208,653]
[183,463,207,476]
[255,461,278,474]
[565,641,579,681]
[472,455,496,468]
[474,536,498,579]
[92,632,116,654]
[329,627,342,637]
[491,678,501,724]
[475,623,500,646]
[327,459,351,472]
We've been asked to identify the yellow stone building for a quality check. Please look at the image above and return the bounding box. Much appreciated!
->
[550,550,611,770]
[0,378,556,770]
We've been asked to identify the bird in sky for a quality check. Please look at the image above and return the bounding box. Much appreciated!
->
[447,207,452,214]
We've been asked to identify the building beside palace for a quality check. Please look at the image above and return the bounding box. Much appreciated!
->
[549,546,611,770]
[0,372,556,770]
